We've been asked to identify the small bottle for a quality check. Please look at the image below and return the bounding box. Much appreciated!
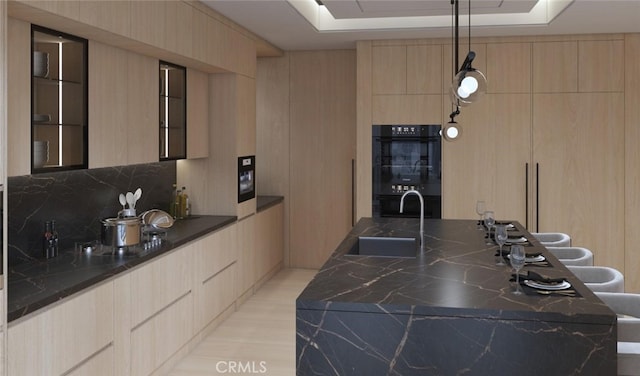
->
[180,186,189,219]
[42,221,53,258]
[169,184,178,218]
[175,188,183,219]
[42,221,59,259]
[50,220,59,257]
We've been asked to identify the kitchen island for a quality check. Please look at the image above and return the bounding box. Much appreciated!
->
[296,217,617,375]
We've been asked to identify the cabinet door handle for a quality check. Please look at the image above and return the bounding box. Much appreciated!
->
[536,163,540,232]
[351,159,355,227]
[525,163,529,229]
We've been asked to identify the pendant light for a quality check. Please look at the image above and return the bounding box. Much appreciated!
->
[450,0,486,107]
[445,0,485,141]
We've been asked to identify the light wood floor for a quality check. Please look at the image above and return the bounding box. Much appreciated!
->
[168,268,317,375]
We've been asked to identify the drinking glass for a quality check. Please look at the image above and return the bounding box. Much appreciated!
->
[475,200,486,229]
[495,224,508,265]
[510,244,526,295]
[484,211,495,245]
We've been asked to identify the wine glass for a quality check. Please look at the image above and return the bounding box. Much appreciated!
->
[484,211,495,245]
[510,244,526,295]
[494,224,508,266]
[475,200,486,229]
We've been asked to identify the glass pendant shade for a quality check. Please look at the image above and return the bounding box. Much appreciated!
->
[450,68,487,106]
[442,121,462,141]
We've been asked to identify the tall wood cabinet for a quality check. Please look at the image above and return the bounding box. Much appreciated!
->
[444,38,625,273]
[358,35,630,285]
[532,93,624,268]
[289,51,356,269]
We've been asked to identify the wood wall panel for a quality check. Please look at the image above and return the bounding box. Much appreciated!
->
[256,56,290,263]
[442,94,531,223]
[289,50,356,268]
[6,17,30,176]
[88,41,129,168]
[236,75,256,158]
[186,68,210,159]
[625,34,640,293]
[486,42,531,93]
[129,1,165,49]
[407,45,443,94]
[126,52,158,165]
[533,93,624,270]
[256,56,290,196]
[372,46,406,94]
[579,40,624,92]
[372,94,442,125]
[356,41,373,220]
[78,1,130,37]
[532,41,578,93]
[165,1,193,58]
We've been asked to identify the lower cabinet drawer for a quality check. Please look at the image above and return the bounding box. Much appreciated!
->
[67,344,114,376]
[130,291,194,375]
[8,281,114,375]
[198,262,237,329]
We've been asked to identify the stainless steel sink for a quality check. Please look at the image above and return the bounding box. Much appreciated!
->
[347,236,418,258]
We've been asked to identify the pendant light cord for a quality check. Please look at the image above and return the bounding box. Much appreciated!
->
[468,0,471,54]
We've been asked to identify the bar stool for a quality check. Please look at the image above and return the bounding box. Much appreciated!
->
[567,265,624,293]
[594,292,640,376]
[546,246,594,266]
[531,232,571,247]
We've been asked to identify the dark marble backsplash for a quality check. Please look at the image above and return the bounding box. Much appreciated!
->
[8,161,176,265]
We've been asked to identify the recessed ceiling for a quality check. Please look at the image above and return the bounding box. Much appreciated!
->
[201,0,640,51]
[322,0,538,19]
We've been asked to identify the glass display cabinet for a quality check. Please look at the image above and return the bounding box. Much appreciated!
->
[159,61,186,160]
[31,25,88,173]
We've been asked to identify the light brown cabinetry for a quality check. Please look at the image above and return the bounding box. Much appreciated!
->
[128,246,194,375]
[441,93,531,223]
[289,51,356,269]
[486,42,531,93]
[5,206,284,375]
[32,26,88,172]
[89,41,158,168]
[236,214,256,299]
[160,61,186,160]
[7,17,34,176]
[165,1,193,58]
[359,36,630,285]
[66,344,114,376]
[195,224,237,331]
[444,39,625,272]
[532,41,578,93]
[533,92,624,269]
[255,202,284,280]
[624,34,640,293]
[8,282,114,375]
[186,68,209,159]
[371,44,443,124]
[129,0,165,49]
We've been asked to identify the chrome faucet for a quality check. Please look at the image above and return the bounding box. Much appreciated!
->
[400,190,424,246]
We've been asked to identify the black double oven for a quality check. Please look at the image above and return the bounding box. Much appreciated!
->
[372,125,442,218]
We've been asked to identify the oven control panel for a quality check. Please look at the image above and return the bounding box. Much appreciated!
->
[391,184,424,193]
[391,126,420,136]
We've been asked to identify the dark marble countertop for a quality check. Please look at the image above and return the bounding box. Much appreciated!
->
[8,214,236,323]
[297,217,615,325]
[257,195,283,212]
